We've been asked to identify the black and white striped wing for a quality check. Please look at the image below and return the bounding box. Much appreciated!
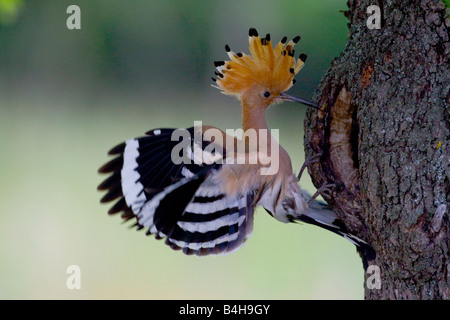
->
[138,178,255,256]
[98,127,254,256]
[98,128,218,218]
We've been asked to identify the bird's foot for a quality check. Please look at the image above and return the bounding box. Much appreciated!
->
[308,183,335,205]
[297,152,323,181]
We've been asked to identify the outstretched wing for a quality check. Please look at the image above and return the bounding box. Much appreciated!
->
[98,127,254,255]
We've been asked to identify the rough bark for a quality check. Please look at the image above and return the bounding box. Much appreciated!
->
[304,0,449,299]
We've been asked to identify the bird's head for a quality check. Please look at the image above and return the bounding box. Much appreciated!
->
[212,28,321,111]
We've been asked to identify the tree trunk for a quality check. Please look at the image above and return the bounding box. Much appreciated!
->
[304,0,449,299]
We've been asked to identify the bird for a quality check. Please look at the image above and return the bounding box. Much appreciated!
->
[98,28,374,264]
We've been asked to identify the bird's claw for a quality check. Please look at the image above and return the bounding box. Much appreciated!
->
[297,152,323,181]
[308,183,335,205]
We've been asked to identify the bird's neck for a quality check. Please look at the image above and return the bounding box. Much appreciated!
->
[241,103,268,132]
[239,100,293,179]
[240,101,274,155]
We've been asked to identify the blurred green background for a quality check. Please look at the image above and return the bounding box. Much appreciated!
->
[0,0,366,299]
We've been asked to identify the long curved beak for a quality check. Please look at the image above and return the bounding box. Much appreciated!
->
[279,92,321,110]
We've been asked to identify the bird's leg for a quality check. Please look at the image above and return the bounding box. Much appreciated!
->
[308,183,335,205]
[297,152,323,181]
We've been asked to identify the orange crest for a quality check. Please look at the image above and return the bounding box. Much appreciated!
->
[213,28,307,98]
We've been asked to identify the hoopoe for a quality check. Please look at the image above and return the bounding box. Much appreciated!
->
[98,28,374,263]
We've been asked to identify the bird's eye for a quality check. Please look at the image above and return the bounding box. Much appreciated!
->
[264,91,271,98]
